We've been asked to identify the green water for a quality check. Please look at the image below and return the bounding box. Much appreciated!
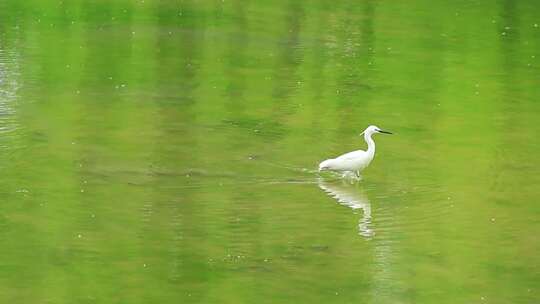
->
[0,1,539,303]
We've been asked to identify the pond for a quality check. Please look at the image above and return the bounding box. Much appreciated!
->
[0,0,539,303]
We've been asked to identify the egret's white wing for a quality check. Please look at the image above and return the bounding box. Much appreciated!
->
[335,150,366,160]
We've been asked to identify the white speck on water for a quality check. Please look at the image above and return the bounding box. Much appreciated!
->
[16,189,29,193]
[132,31,135,35]
[91,214,95,218]
[504,26,511,30]
[76,90,80,94]
[475,91,479,95]
[535,23,539,28]
[491,218,496,222]
[502,32,507,35]
[80,189,85,193]
[481,296,485,301]
[77,234,82,238]
[532,55,536,59]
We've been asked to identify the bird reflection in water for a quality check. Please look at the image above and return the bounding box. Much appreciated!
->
[318,179,373,238]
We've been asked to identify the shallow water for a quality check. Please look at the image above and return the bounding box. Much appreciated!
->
[0,1,539,303]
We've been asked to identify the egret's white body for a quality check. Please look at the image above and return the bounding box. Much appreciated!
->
[319,125,391,177]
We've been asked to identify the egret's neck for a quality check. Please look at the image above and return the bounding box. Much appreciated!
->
[364,133,375,157]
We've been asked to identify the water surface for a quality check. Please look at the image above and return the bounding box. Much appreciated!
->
[0,1,539,303]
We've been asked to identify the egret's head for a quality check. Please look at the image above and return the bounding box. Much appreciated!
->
[361,125,393,136]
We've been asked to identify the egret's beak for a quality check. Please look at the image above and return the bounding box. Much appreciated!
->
[359,131,365,136]
[379,130,393,134]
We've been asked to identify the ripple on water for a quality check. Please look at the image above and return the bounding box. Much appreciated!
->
[371,182,455,238]
[317,177,456,242]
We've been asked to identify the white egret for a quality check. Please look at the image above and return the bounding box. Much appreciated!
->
[318,125,392,177]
